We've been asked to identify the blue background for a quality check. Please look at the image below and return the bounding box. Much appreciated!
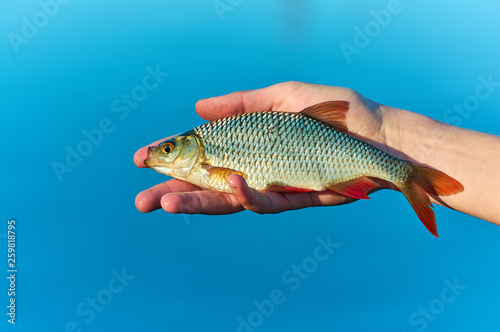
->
[1,0,500,331]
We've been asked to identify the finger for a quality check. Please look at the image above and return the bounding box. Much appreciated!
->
[228,174,356,213]
[135,179,202,213]
[195,85,283,121]
[226,174,283,213]
[133,134,179,168]
[160,191,244,214]
[308,191,355,207]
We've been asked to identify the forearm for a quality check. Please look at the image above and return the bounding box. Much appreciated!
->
[382,106,500,224]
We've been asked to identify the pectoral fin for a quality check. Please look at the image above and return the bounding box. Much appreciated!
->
[201,164,248,182]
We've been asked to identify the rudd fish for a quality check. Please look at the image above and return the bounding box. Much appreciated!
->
[144,101,464,236]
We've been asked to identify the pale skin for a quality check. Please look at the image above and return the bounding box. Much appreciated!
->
[134,81,500,226]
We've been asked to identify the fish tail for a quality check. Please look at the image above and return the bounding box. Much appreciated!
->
[398,164,464,237]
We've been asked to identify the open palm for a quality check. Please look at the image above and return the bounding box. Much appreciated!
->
[134,81,393,215]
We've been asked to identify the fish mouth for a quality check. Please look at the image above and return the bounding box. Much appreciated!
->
[144,146,159,168]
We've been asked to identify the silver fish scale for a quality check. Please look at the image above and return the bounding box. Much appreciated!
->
[192,111,411,191]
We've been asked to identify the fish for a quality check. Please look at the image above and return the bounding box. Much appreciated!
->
[144,101,464,236]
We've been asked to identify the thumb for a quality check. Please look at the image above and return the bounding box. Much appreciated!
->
[227,174,270,214]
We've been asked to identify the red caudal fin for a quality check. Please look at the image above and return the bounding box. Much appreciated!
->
[399,164,464,237]
[410,164,464,197]
[399,182,437,236]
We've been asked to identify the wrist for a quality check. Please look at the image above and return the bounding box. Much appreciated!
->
[380,105,500,223]
[380,106,447,164]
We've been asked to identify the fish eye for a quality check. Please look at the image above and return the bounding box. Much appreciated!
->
[160,141,175,154]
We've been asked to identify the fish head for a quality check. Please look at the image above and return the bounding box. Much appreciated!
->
[144,132,201,180]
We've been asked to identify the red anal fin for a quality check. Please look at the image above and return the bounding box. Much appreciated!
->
[327,177,379,200]
[300,101,349,133]
[265,185,315,193]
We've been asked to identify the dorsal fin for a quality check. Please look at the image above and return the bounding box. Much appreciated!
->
[300,101,349,133]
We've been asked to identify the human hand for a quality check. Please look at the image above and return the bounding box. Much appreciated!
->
[134,81,397,215]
